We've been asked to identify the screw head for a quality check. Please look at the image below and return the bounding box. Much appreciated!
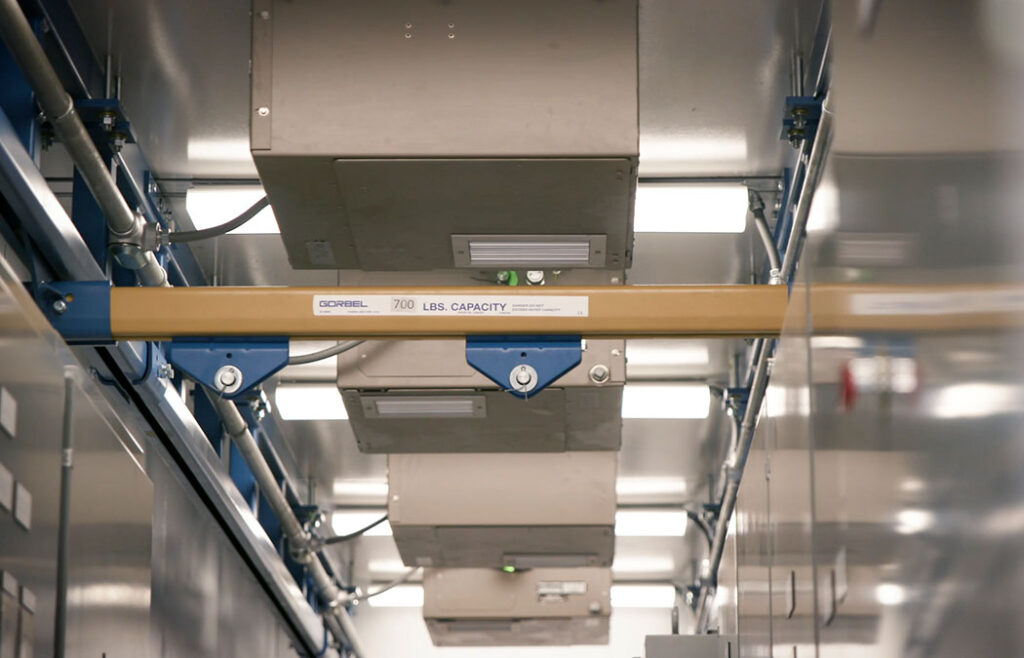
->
[52,299,67,314]
[256,106,270,117]
[525,270,545,285]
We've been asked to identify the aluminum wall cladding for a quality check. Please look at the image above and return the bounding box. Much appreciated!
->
[338,339,624,452]
[251,0,638,271]
[388,452,617,568]
[423,567,611,647]
[645,635,737,658]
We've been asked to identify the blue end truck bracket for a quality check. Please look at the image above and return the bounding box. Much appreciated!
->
[466,335,582,399]
[37,280,112,343]
[165,337,289,399]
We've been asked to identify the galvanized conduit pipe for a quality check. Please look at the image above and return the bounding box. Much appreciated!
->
[53,373,75,658]
[0,0,167,286]
[696,95,833,630]
[209,393,369,658]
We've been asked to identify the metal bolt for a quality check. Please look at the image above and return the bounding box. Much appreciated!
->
[588,364,610,384]
[448,22,455,28]
[405,22,412,28]
[52,299,67,314]
[525,270,545,285]
[100,111,116,132]
[214,365,243,394]
[157,363,174,379]
[509,364,539,393]
[256,106,270,117]
[610,276,621,284]
[448,33,455,39]
[404,32,412,39]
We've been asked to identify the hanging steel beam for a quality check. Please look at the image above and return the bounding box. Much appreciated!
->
[106,285,788,340]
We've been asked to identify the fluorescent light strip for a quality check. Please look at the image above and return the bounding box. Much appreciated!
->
[633,184,748,233]
[331,510,392,537]
[615,510,688,537]
[366,584,424,608]
[331,479,388,502]
[275,384,348,420]
[621,384,710,419]
[610,584,676,608]
[616,476,688,501]
[185,186,279,235]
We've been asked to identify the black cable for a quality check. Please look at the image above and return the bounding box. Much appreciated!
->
[322,514,389,546]
[167,196,270,243]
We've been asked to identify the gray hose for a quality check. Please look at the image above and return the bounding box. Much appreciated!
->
[748,191,782,276]
[349,567,421,603]
[0,0,167,286]
[168,197,270,243]
[288,340,365,366]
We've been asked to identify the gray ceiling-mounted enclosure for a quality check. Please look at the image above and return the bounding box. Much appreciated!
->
[250,0,638,271]
[338,339,624,453]
[388,452,617,569]
[423,568,612,647]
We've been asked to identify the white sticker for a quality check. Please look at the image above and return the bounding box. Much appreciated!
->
[536,581,588,596]
[313,294,589,318]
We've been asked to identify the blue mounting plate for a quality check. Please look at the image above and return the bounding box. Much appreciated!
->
[166,337,289,399]
[465,335,582,399]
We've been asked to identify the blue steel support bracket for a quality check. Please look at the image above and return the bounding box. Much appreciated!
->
[781,95,823,145]
[37,280,112,343]
[466,335,582,399]
[165,337,289,399]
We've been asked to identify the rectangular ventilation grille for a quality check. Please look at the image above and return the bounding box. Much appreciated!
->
[452,235,607,268]
[363,396,486,419]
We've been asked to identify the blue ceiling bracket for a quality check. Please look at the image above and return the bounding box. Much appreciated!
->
[465,335,582,399]
[37,280,113,343]
[165,337,290,399]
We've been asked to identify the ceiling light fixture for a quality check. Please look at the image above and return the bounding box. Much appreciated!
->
[610,584,677,608]
[615,510,688,537]
[275,384,348,420]
[621,384,710,419]
[185,185,279,234]
[633,183,748,233]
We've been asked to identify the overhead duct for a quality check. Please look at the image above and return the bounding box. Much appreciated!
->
[338,339,624,452]
[388,452,617,568]
[250,0,638,271]
[423,568,611,647]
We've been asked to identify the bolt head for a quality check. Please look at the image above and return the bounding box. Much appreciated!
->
[588,364,610,384]
[52,299,67,314]
[256,106,270,117]
[525,270,545,284]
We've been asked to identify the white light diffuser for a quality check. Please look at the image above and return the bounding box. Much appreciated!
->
[616,477,688,501]
[331,510,392,537]
[621,384,710,419]
[633,184,748,233]
[366,584,424,608]
[275,384,348,420]
[331,479,388,503]
[610,584,676,608]
[615,510,688,537]
[185,185,279,234]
